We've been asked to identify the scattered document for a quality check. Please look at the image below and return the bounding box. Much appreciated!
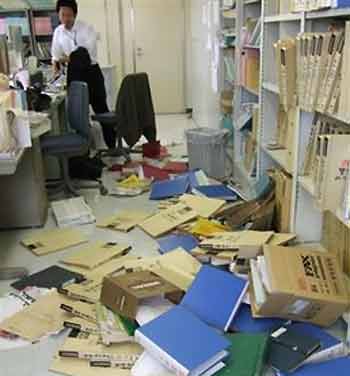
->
[51,197,95,228]
[21,228,88,256]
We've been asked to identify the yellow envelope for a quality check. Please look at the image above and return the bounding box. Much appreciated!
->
[62,242,131,270]
[139,203,198,238]
[0,291,72,341]
[98,211,151,232]
[21,228,88,256]
[179,194,226,218]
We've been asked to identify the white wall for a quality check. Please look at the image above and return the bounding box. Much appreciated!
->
[77,0,193,109]
[190,0,221,128]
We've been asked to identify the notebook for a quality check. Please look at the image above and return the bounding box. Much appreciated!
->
[268,324,321,373]
[276,322,342,375]
[157,234,199,254]
[150,176,189,200]
[135,305,230,376]
[216,333,270,376]
[11,265,85,291]
[230,303,285,333]
[180,265,249,331]
[193,185,238,201]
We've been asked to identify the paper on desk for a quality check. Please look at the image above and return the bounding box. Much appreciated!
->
[131,351,174,376]
[136,297,174,326]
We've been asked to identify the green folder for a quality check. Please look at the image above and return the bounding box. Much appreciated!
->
[217,333,270,376]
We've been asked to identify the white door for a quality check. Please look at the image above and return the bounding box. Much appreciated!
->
[133,0,185,114]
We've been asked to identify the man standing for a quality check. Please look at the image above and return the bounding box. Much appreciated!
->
[52,0,116,148]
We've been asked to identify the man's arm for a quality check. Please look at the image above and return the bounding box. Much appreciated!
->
[51,29,68,75]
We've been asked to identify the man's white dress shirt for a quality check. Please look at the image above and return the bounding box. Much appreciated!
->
[51,20,98,65]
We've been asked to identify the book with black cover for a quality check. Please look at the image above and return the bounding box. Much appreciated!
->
[11,265,85,290]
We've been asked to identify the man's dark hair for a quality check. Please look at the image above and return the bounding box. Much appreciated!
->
[56,0,78,15]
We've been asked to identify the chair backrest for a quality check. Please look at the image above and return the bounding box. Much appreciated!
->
[67,81,90,140]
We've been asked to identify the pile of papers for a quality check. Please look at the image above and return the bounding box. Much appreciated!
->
[51,197,95,228]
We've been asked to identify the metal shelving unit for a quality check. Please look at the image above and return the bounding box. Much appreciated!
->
[232,0,262,193]
[255,2,350,241]
[0,0,56,62]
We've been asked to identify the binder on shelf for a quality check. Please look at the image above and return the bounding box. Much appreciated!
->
[317,32,344,113]
[275,39,296,112]
[317,135,350,212]
[339,21,350,119]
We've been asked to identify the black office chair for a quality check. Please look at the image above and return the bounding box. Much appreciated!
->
[93,73,157,162]
[41,81,107,196]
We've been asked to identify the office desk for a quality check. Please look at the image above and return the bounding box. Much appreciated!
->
[0,118,51,229]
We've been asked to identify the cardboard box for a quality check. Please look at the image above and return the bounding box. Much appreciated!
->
[322,210,350,277]
[100,271,181,319]
[250,245,350,327]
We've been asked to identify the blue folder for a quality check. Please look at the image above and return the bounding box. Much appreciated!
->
[276,357,350,376]
[230,303,286,333]
[181,265,248,331]
[135,306,230,376]
[194,185,238,201]
[157,234,199,254]
[149,176,189,200]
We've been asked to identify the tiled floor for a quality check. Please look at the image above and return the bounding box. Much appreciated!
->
[0,114,195,376]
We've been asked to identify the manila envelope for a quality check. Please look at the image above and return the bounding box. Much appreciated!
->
[50,355,131,376]
[97,211,151,232]
[57,334,142,360]
[62,242,131,270]
[21,228,88,256]
[60,300,97,324]
[139,203,198,238]
[0,291,72,341]
[179,194,226,218]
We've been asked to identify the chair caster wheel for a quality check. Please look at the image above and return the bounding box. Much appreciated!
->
[100,186,108,196]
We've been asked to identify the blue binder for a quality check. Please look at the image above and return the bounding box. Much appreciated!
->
[276,357,350,376]
[181,265,248,331]
[157,234,199,254]
[135,305,230,376]
[194,185,238,201]
[149,176,189,200]
[230,303,286,333]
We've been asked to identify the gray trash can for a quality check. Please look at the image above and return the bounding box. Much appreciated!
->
[185,127,230,179]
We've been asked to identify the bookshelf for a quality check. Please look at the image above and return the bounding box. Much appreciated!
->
[233,0,262,192]
[0,1,35,57]
[0,0,57,62]
[246,2,350,242]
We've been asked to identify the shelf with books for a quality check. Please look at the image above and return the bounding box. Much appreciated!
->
[264,14,303,23]
[262,81,279,94]
[261,144,292,174]
[298,175,315,197]
[306,7,350,19]
[242,84,259,96]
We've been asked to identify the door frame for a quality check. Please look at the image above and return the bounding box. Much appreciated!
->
[120,0,187,114]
